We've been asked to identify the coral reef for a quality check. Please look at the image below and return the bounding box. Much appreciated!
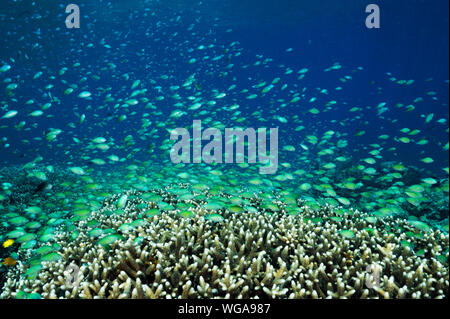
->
[1,189,448,299]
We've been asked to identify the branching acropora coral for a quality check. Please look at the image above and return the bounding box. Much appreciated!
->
[1,189,448,299]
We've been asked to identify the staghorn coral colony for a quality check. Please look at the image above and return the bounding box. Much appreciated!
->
[1,183,448,299]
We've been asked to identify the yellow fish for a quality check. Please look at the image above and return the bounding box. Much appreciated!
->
[2,239,14,248]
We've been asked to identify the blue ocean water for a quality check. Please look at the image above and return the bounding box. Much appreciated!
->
[0,0,448,299]
[0,0,448,170]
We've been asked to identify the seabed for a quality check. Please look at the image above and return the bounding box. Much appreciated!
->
[0,163,448,299]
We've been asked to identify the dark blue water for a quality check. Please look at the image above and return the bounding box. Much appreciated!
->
[0,0,448,174]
